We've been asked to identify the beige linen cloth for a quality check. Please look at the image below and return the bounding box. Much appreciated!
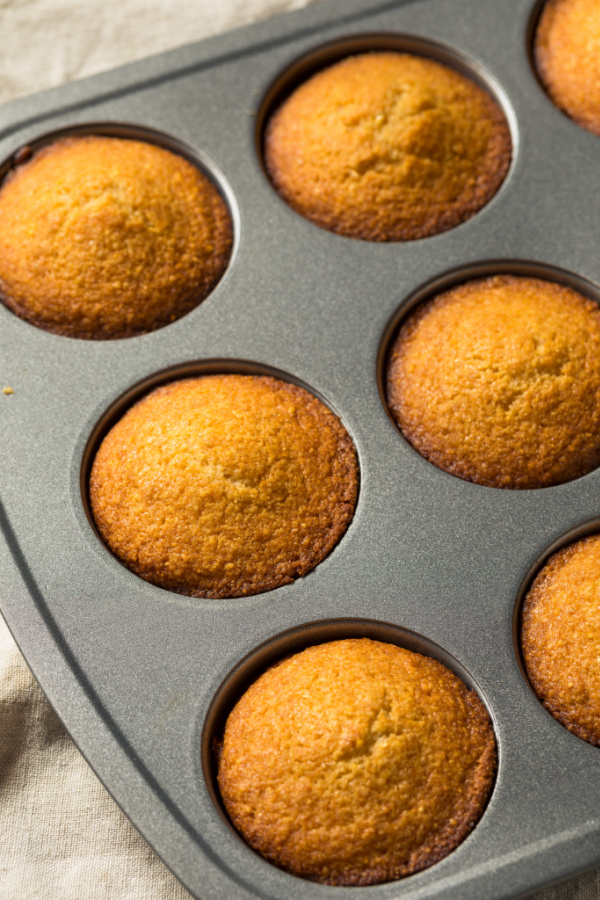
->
[1,1,600,897]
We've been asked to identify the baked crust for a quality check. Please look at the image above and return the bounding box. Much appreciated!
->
[386,275,600,489]
[0,136,232,339]
[522,534,600,746]
[265,52,511,241]
[90,375,358,598]
[535,0,600,136]
[217,638,496,885]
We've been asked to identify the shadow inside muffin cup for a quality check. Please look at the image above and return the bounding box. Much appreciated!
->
[256,33,516,242]
[0,122,238,340]
[525,0,552,82]
[378,259,600,490]
[202,617,497,879]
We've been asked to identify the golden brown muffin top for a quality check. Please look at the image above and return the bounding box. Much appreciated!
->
[0,136,232,339]
[386,275,600,489]
[535,0,600,136]
[217,638,495,885]
[522,534,600,746]
[90,375,358,598]
[264,52,511,241]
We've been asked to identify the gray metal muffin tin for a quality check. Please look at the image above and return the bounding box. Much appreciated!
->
[2,0,600,897]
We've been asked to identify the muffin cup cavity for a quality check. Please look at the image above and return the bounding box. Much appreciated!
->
[201,619,497,886]
[0,123,238,340]
[257,34,515,242]
[513,516,600,677]
[515,517,600,745]
[257,33,516,166]
[380,260,600,490]
[531,0,600,136]
[82,360,359,599]
[1,122,237,212]
[203,618,494,759]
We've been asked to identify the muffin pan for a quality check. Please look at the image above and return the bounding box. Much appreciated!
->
[2,0,600,897]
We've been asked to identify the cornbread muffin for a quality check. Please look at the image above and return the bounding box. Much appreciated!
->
[0,136,232,339]
[264,52,511,241]
[535,0,600,136]
[217,638,496,885]
[386,275,600,489]
[522,534,600,746]
[90,375,357,598]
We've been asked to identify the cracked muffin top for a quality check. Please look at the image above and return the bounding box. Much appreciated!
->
[522,534,600,746]
[264,51,511,241]
[89,374,358,598]
[0,135,232,338]
[386,275,600,489]
[535,0,600,136]
[217,638,496,886]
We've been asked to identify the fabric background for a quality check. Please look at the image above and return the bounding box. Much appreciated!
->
[0,1,599,897]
